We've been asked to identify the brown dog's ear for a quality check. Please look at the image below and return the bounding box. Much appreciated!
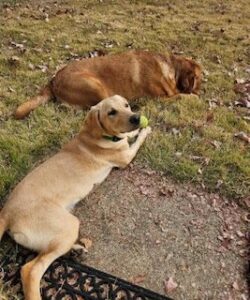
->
[177,71,195,94]
[172,55,201,95]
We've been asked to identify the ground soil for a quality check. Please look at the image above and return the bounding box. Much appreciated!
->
[73,164,249,300]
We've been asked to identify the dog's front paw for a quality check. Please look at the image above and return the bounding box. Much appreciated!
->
[140,126,152,137]
[145,126,152,135]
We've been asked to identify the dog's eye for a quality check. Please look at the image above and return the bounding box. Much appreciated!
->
[108,109,117,116]
[125,103,129,108]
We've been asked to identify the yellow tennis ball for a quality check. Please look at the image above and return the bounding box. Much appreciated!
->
[140,115,149,128]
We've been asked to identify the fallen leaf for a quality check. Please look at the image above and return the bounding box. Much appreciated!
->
[235,78,246,84]
[28,63,35,70]
[164,277,178,294]
[216,180,223,189]
[236,230,245,238]
[171,128,181,136]
[140,185,150,196]
[79,238,93,251]
[37,65,48,73]
[210,140,222,149]
[131,274,146,284]
[10,41,26,52]
[206,111,214,122]
[44,13,49,22]
[8,56,20,66]
[234,98,250,108]
[198,168,202,174]
[242,213,250,223]
[175,151,182,157]
[234,132,250,143]
[8,87,15,93]
[232,281,240,290]
[243,197,250,208]
[83,278,91,292]
[159,186,175,196]
[125,42,134,48]
[101,40,117,48]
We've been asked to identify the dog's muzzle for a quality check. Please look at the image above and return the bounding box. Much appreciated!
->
[129,114,140,126]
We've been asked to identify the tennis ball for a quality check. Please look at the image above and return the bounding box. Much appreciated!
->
[140,115,149,128]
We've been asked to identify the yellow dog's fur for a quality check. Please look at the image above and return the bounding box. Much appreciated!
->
[0,95,151,300]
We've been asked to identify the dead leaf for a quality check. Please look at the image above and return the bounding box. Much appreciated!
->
[8,56,20,66]
[8,87,15,93]
[198,168,202,174]
[216,180,223,189]
[206,111,214,122]
[79,238,93,251]
[44,13,49,22]
[234,132,250,143]
[242,213,250,223]
[37,64,48,73]
[243,196,250,208]
[171,128,181,136]
[131,274,146,284]
[210,140,222,149]
[243,116,250,121]
[10,41,26,52]
[234,98,250,108]
[83,278,91,292]
[101,40,118,48]
[164,277,178,294]
[28,63,35,70]
[232,281,240,290]
[125,42,134,48]
[236,230,245,238]
[235,78,246,84]
[175,151,182,157]
[159,186,175,196]
[140,185,150,196]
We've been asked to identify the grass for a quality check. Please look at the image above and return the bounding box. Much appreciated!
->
[0,0,249,205]
[0,0,249,297]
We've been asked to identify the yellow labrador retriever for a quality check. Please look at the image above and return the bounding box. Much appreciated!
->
[0,95,151,300]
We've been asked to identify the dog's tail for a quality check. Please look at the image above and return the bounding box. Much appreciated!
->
[0,214,8,241]
[14,80,54,119]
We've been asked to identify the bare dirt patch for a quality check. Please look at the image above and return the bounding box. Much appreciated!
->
[74,164,249,300]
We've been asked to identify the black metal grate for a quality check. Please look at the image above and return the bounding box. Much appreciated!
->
[0,244,173,300]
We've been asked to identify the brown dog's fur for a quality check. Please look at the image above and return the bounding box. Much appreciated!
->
[15,50,201,119]
[0,95,151,300]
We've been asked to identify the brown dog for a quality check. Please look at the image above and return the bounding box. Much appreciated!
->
[15,50,201,119]
[0,95,151,300]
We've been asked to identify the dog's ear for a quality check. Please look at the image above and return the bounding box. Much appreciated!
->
[83,105,103,138]
[177,71,195,94]
[172,55,201,95]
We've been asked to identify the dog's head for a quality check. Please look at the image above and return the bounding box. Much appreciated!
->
[84,95,141,137]
[172,55,202,95]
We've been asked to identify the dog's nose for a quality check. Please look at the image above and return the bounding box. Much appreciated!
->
[129,114,140,125]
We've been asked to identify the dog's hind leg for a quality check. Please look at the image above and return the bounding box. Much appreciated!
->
[21,214,80,300]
